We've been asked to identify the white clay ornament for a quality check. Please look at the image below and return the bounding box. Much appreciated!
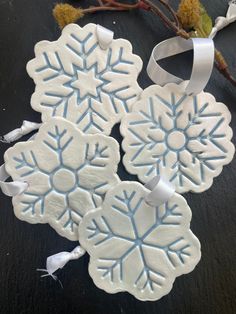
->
[79,181,201,301]
[121,82,235,193]
[1,8,235,300]
[4,117,120,240]
[27,23,142,135]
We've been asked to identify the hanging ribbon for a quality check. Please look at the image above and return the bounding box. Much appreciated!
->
[147,1,236,95]
[210,1,236,38]
[145,175,175,207]
[0,120,41,143]
[0,120,41,197]
[96,24,114,50]
[0,164,28,197]
[147,36,215,96]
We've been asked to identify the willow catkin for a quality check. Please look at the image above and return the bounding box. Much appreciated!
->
[53,4,84,29]
[177,0,201,29]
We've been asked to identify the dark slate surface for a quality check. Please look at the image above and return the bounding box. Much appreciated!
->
[0,0,235,313]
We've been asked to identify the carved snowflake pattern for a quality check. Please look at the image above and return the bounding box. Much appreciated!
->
[121,83,235,193]
[27,23,142,135]
[79,182,201,301]
[4,118,120,240]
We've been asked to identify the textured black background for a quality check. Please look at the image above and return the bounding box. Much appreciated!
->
[0,0,236,313]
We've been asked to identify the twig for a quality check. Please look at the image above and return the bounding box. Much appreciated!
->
[83,6,128,13]
[143,0,189,39]
[152,0,180,28]
[215,50,236,86]
[102,0,140,9]
[53,0,236,87]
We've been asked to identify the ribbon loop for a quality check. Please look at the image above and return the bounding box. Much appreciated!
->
[0,120,41,143]
[185,38,215,95]
[147,36,214,96]
[147,1,236,95]
[96,25,114,50]
[145,176,175,207]
[0,164,28,197]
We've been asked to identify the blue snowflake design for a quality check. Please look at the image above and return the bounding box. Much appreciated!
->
[122,87,233,193]
[80,183,200,299]
[28,24,142,134]
[9,120,119,240]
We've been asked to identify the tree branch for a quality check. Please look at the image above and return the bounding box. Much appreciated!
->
[53,0,236,87]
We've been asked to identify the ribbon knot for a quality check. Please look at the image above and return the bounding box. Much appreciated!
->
[21,120,39,135]
[37,246,86,279]
[210,1,236,38]
[0,120,41,143]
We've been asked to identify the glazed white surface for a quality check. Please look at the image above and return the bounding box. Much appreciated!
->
[121,82,235,193]
[79,181,201,301]
[27,23,142,135]
[4,117,120,240]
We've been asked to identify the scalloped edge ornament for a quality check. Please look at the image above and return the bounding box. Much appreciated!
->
[121,82,235,193]
[79,181,201,301]
[4,117,120,240]
[27,23,143,135]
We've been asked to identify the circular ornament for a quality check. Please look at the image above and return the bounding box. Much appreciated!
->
[27,23,142,135]
[4,117,120,240]
[121,82,235,193]
[79,181,201,301]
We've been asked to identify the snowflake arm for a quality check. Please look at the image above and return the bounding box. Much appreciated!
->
[27,23,142,135]
[121,82,235,193]
[20,190,52,216]
[4,117,120,240]
[79,182,201,301]
[13,150,49,177]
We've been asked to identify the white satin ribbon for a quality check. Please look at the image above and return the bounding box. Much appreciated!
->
[0,120,41,143]
[147,1,236,95]
[0,120,41,196]
[38,246,86,279]
[145,176,175,207]
[147,37,215,96]
[96,25,114,50]
[210,1,236,38]
[0,164,28,197]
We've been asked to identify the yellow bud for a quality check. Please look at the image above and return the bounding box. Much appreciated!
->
[177,0,201,30]
[53,3,84,29]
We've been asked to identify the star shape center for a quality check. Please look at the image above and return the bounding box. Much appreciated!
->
[71,68,103,99]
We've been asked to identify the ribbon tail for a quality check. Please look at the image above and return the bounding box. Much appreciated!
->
[37,268,63,288]
[39,246,86,278]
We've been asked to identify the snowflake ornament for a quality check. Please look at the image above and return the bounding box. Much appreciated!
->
[4,118,120,240]
[121,82,235,193]
[27,23,142,135]
[79,181,201,301]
